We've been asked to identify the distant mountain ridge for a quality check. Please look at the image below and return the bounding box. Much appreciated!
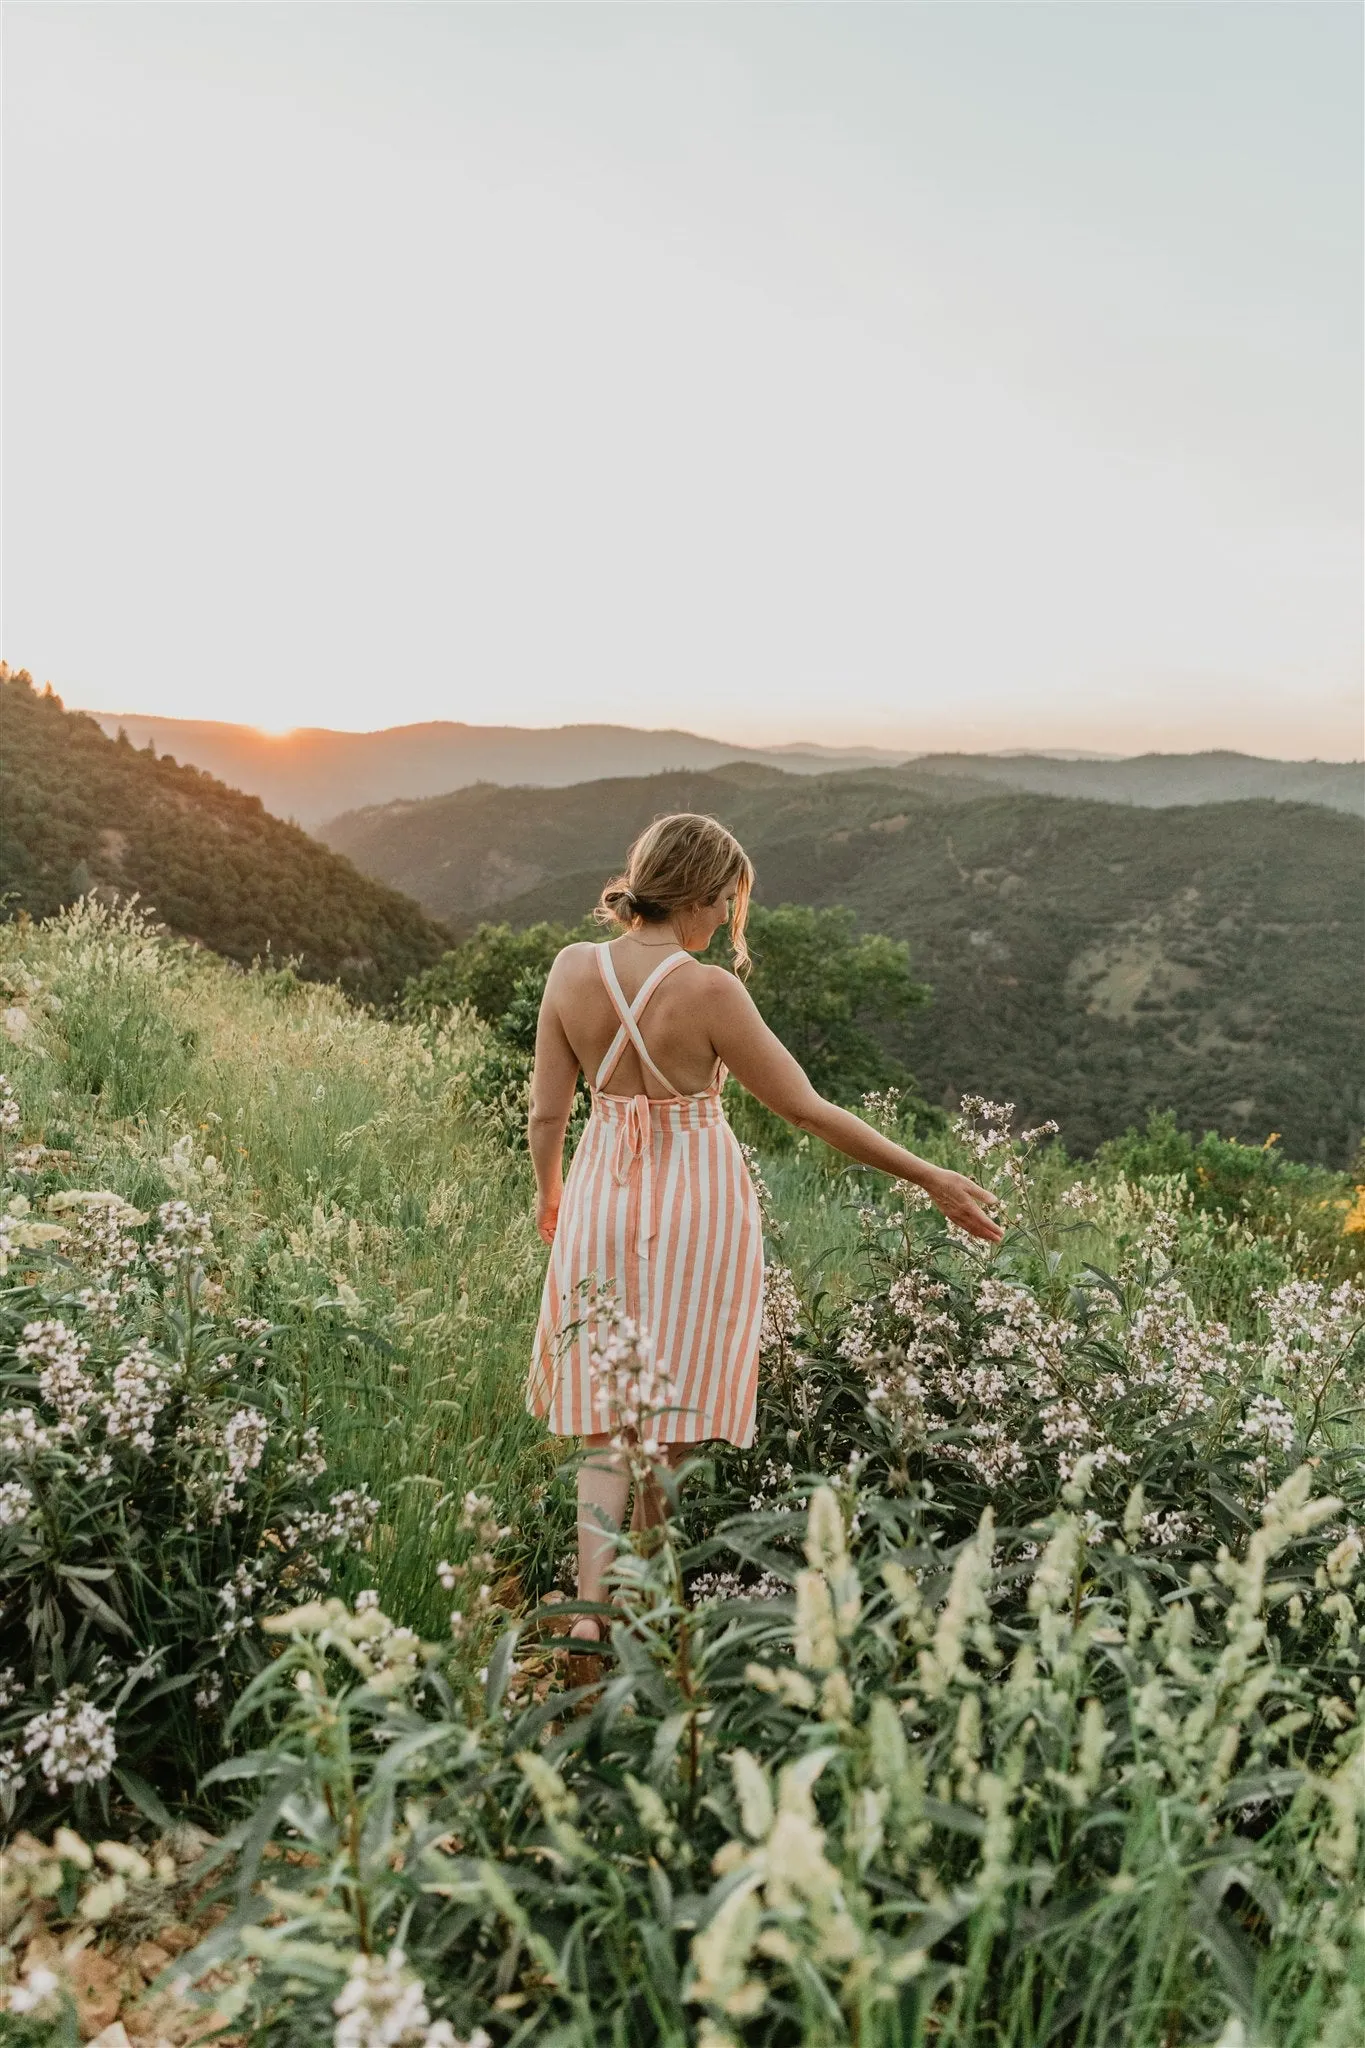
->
[0,672,449,1001]
[908,750,1362,813]
[82,709,1362,824]
[322,766,1364,1166]
[85,713,909,825]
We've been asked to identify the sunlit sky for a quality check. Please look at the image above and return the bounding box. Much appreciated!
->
[4,3,1361,757]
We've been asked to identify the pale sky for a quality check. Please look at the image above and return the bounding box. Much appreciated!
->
[4,3,1361,757]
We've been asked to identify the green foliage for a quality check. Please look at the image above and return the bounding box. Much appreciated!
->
[740,903,929,1108]
[330,764,1365,1165]
[404,920,595,1026]
[1099,1110,1357,1251]
[0,668,450,1002]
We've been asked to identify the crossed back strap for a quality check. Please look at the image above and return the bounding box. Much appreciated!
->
[594,946,692,1096]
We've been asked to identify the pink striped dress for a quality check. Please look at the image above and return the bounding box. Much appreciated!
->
[527,946,765,1448]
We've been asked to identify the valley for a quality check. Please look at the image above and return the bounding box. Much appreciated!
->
[325,767,1364,1163]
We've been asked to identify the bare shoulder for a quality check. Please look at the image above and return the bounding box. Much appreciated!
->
[544,941,601,993]
[684,961,754,1011]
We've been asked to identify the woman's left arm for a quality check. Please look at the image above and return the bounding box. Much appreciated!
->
[527,960,582,1244]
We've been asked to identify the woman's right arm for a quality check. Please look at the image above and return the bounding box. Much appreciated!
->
[526,955,583,1244]
[706,971,1003,1243]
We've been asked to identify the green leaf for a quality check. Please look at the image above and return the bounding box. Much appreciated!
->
[115,1766,174,1832]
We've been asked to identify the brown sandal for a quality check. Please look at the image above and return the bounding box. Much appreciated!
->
[565,1615,611,1692]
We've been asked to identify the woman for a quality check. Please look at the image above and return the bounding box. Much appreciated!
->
[526,812,1001,1655]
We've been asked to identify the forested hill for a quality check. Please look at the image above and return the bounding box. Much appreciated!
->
[906,749,1362,814]
[324,767,1364,1164]
[0,670,449,1000]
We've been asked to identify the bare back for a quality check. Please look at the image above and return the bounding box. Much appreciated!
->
[546,939,727,1098]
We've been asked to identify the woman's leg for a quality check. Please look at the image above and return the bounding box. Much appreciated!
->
[575,1436,630,1639]
[629,1442,692,1534]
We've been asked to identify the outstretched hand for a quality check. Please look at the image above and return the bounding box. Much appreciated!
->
[919,1166,1004,1244]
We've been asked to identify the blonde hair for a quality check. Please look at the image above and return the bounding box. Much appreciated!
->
[597,813,756,973]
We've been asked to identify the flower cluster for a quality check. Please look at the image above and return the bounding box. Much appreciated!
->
[281,1486,379,1554]
[211,1406,270,1520]
[20,1692,117,1795]
[0,1407,59,1459]
[1240,1392,1298,1453]
[332,1947,487,2048]
[738,1142,783,1242]
[580,1285,678,1468]
[859,1086,911,1135]
[0,1075,19,1133]
[1140,1507,1194,1548]
[212,1557,271,1654]
[950,1096,1059,1226]
[837,1152,1334,1510]
[1262,1276,1365,1379]
[17,1319,95,1434]
[688,1567,787,1606]
[103,1337,177,1453]
[1123,1271,1235,1425]
[759,1262,801,1361]
[42,1190,148,1288]
[8,1322,180,1464]
[145,1198,214,1277]
[0,1481,34,1528]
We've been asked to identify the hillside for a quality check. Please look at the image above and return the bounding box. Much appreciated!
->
[84,710,908,824]
[324,768,1364,1164]
[908,748,1363,814]
[0,668,449,1000]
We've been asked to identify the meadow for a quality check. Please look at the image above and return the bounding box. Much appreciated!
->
[0,900,1362,2046]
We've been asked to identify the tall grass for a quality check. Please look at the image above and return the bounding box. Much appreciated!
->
[1,902,556,1636]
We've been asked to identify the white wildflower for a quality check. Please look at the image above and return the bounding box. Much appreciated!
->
[759,1263,801,1356]
[103,1337,175,1452]
[280,1486,379,1553]
[43,1189,147,1282]
[146,1199,214,1277]
[579,1285,677,1468]
[332,1946,473,2048]
[0,1406,59,1458]
[18,1319,96,1436]
[22,1691,117,1793]
[1240,1394,1297,1455]
[0,1480,34,1528]
[211,1406,270,1518]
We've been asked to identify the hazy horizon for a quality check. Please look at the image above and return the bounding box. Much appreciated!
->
[6,4,1362,759]
[60,697,1362,768]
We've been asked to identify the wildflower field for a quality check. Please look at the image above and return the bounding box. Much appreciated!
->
[0,901,1362,2047]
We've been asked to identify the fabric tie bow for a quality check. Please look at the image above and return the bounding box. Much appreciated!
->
[610,1094,656,1259]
